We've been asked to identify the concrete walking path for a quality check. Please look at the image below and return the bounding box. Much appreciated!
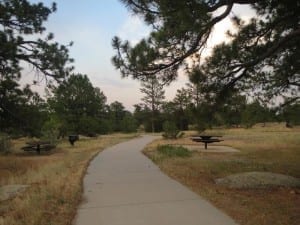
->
[74,135,238,225]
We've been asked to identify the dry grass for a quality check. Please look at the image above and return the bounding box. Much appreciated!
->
[143,125,300,225]
[0,133,137,225]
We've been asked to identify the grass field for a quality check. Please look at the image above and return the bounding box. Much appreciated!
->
[0,134,137,225]
[143,124,300,225]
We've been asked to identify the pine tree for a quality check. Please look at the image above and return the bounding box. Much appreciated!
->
[140,76,165,132]
[112,0,299,106]
[0,0,73,83]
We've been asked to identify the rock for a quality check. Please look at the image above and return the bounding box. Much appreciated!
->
[215,172,300,189]
[0,185,29,201]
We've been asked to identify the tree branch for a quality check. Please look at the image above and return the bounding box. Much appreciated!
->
[152,1,234,72]
[231,28,300,69]
[124,0,160,14]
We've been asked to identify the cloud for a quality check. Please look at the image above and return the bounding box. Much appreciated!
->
[118,15,151,45]
[201,4,255,57]
[100,80,143,111]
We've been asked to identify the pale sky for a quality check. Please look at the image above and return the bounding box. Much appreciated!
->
[23,1,255,111]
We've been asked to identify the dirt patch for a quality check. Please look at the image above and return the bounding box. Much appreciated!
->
[215,172,300,189]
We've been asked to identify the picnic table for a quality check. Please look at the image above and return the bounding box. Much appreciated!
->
[21,141,56,154]
[191,135,223,149]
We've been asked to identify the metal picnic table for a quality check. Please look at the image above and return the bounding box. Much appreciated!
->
[191,135,223,149]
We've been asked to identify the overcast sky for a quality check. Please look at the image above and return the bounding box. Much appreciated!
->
[24,0,254,111]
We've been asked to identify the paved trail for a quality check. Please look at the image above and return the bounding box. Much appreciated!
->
[74,136,238,225]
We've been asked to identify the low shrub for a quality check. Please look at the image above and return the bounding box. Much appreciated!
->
[157,145,192,158]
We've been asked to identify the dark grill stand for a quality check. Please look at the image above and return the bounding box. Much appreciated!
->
[68,135,79,146]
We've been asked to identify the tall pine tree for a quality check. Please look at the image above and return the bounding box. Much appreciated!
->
[140,76,165,132]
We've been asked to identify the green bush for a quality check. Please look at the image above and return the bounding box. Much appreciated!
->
[121,114,138,133]
[162,121,180,139]
[0,134,12,154]
[77,116,100,136]
[157,145,192,158]
[41,118,60,144]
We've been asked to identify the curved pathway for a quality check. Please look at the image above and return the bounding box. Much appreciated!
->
[74,135,238,225]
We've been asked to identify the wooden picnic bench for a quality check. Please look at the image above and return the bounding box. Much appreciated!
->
[21,141,56,154]
[191,135,223,149]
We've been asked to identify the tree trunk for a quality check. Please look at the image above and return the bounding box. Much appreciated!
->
[151,113,155,133]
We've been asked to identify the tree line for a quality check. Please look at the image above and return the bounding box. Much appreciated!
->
[0,73,139,138]
[1,72,299,140]
[135,76,300,133]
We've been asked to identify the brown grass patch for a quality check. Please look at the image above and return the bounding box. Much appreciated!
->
[143,127,300,225]
[0,133,137,225]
